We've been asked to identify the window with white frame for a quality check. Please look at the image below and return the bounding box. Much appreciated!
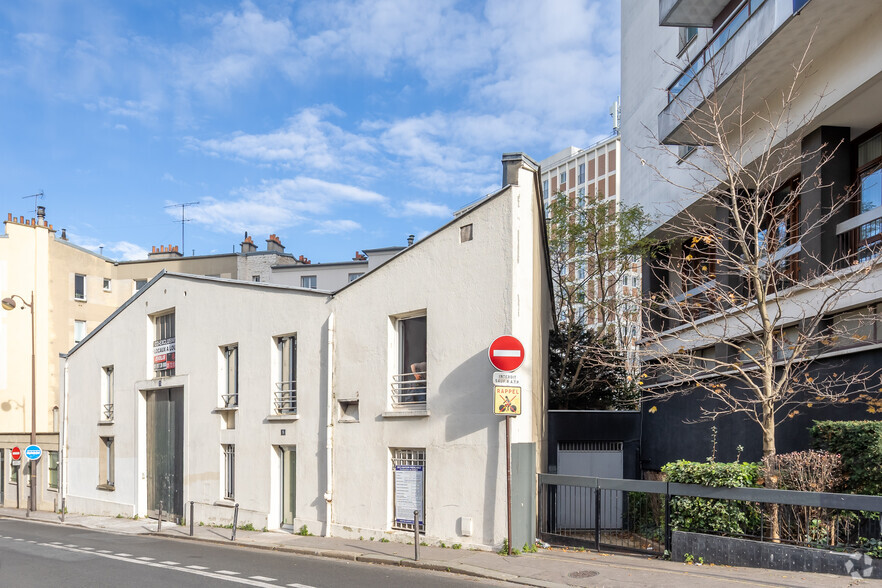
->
[74,320,87,344]
[99,437,114,488]
[223,444,235,500]
[578,163,586,185]
[392,448,426,532]
[391,315,427,408]
[101,365,114,421]
[48,451,59,490]
[135,279,148,292]
[153,312,175,377]
[300,275,317,289]
[348,272,364,282]
[222,345,238,407]
[103,278,111,292]
[274,335,297,415]
[74,274,86,300]
[559,171,566,185]
[543,179,549,198]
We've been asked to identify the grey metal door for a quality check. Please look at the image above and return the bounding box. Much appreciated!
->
[280,446,296,526]
[557,441,624,529]
[0,449,4,504]
[147,387,184,521]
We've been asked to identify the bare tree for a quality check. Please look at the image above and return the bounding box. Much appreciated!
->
[638,39,881,458]
[547,189,652,409]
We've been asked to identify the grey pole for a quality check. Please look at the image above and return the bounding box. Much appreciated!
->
[158,501,163,533]
[61,498,65,523]
[231,503,239,541]
[414,511,420,561]
[189,501,194,536]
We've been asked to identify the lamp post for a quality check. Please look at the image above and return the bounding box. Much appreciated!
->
[2,292,36,515]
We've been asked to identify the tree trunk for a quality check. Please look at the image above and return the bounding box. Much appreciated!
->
[762,403,780,542]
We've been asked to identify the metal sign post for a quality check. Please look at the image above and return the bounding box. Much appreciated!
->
[505,415,512,556]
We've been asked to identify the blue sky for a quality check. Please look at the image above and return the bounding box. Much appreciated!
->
[0,0,620,262]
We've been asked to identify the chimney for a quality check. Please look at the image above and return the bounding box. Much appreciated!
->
[501,152,538,188]
[148,244,184,259]
[61,228,68,241]
[37,206,45,222]
[407,234,415,246]
[266,233,285,253]
[240,232,257,253]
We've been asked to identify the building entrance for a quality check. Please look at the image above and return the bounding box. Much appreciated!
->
[147,387,183,522]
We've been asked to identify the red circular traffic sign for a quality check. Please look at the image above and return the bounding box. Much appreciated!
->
[488,336,525,372]
[11,447,21,460]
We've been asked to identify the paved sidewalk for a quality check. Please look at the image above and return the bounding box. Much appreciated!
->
[1,506,879,587]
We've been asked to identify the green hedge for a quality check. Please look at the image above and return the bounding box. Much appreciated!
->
[811,421,882,495]
[662,460,760,536]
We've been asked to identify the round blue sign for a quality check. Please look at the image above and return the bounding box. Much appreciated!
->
[24,445,42,460]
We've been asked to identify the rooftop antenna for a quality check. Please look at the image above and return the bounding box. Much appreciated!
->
[22,191,44,220]
[164,201,199,256]
[610,97,621,134]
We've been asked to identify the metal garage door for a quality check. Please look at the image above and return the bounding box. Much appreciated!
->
[556,441,623,529]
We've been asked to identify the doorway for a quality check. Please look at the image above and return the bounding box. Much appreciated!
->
[280,446,296,528]
[146,388,184,522]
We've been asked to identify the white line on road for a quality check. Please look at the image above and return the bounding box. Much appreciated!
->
[80,546,94,551]
[186,565,210,570]
[287,584,313,588]
[216,570,240,575]
[38,543,311,588]
[249,576,277,582]
[159,561,179,565]
[136,556,156,561]
[115,552,132,557]
[97,550,112,554]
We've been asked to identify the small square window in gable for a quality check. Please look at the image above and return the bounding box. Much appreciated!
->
[460,224,473,243]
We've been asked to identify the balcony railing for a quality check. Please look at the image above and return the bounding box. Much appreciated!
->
[390,371,427,408]
[273,381,297,415]
[103,403,114,421]
[221,393,238,408]
[668,0,767,103]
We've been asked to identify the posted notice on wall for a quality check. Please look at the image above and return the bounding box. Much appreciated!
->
[394,464,424,525]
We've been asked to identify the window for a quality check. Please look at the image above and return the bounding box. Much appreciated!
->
[101,366,114,421]
[252,275,261,282]
[153,312,175,377]
[223,445,235,500]
[679,26,698,53]
[578,163,586,185]
[348,272,364,282]
[274,335,297,415]
[99,437,114,488]
[829,305,880,349]
[135,279,148,291]
[74,320,87,344]
[391,316,427,407]
[858,132,882,214]
[392,448,425,532]
[222,345,238,407]
[682,238,715,290]
[74,274,86,301]
[300,275,317,289]
[559,171,566,185]
[460,224,473,243]
[48,451,59,490]
[103,278,111,292]
[543,179,549,198]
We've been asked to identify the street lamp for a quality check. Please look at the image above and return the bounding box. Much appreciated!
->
[2,292,36,516]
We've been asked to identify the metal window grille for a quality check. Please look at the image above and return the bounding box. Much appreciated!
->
[48,451,59,489]
[558,441,623,452]
[392,316,427,409]
[274,336,297,415]
[102,437,114,487]
[223,346,238,407]
[392,448,426,532]
[224,445,235,500]
[102,366,114,421]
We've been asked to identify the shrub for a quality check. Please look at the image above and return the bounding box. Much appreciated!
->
[662,460,760,536]
[811,421,882,495]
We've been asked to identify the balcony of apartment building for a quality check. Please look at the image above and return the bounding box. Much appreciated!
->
[657,0,877,145]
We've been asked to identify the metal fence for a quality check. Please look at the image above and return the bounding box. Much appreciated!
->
[539,474,882,556]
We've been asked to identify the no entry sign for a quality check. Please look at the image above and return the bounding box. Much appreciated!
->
[488,336,525,372]
[10,447,21,460]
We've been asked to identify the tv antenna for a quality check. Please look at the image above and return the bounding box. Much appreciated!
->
[23,191,44,219]
[165,201,199,255]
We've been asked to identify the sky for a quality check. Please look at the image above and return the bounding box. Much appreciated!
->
[0,0,620,263]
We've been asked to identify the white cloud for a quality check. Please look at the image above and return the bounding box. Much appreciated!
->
[172,176,387,235]
[114,123,128,131]
[309,219,362,234]
[110,241,149,261]
[398,201,452,218]
[67,234,148,261]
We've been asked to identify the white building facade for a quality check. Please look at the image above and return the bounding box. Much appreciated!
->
[62,154,552,549]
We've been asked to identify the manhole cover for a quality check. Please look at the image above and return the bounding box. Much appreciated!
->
[569,570,599,579]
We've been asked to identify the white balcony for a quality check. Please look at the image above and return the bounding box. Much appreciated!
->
[659,0,731,28]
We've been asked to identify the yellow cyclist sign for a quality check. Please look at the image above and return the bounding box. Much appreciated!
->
[493,372,521,415]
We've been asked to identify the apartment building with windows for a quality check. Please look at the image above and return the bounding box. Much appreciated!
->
[621,0,882,466]
[61,154,552,550]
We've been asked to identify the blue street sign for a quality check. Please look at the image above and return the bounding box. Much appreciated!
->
[24,445,42,461]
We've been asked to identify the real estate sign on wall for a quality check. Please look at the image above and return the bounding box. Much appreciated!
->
[153,337,176,371]
[394,464,424,525]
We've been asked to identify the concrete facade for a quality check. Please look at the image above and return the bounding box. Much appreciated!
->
[62,154,552,549]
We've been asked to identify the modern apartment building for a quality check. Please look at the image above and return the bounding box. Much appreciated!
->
[61,154,552,549]
[621,0,882,466]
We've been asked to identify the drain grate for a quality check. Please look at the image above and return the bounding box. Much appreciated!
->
[569,570,599,579]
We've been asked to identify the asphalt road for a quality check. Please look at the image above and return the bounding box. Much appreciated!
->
[0,519,507,587]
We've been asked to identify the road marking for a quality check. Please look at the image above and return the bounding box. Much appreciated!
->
[115,552,133,557]
[27,540,36,543]
[288,584,313,588]
[249,576,277,582]
[136,556,156,561]
[186,565,210,570]
[98,550,113,554]
[65,543,77,547]
[216,570,240,575]
[80,546,94,551]
[51,541,63,545]
[38,542,312,587]
[14,538,23,541]
[159,560,179,565]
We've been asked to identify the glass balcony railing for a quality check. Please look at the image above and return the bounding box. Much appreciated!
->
[668,0,767,103]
